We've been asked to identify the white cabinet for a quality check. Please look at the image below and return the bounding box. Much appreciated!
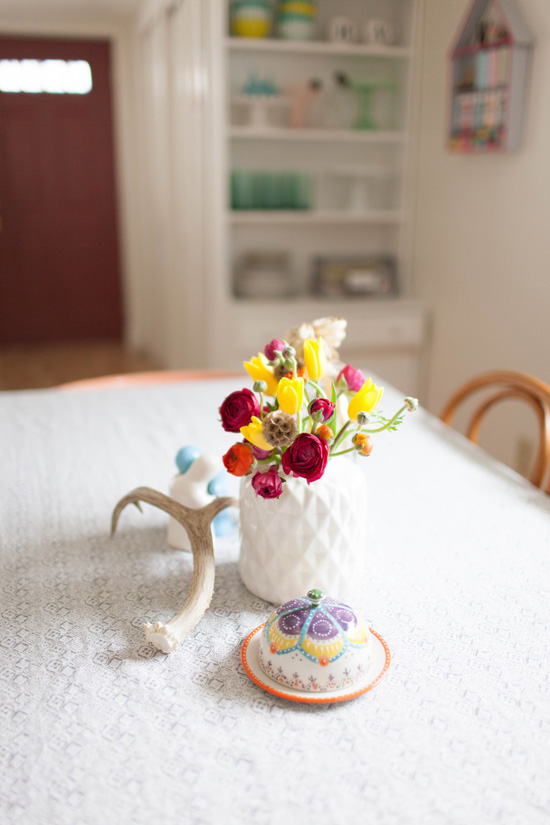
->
[136,0,428,396]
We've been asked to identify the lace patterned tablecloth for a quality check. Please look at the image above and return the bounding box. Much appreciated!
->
[1,379,549,825]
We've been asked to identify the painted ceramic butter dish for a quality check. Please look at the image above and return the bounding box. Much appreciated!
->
[241,589,390,704]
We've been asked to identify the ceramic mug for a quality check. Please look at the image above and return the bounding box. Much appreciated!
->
[363,19,396,46]
[327,17,358,44]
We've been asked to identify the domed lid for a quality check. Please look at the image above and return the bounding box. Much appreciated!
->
[264,588,369,666]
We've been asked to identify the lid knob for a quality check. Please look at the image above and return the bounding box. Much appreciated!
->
[307,588,325,606]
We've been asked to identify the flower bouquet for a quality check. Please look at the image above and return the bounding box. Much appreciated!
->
[218,318,418,604]
[220,325,417,495]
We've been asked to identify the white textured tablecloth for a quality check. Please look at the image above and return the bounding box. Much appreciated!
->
[1,378,549,825]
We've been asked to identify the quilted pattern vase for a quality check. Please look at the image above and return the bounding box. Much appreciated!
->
[239,458,367,604]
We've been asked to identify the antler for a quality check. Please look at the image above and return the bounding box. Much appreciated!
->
[111,486,238,653]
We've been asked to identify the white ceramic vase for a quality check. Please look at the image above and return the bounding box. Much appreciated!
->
[239,457,367,605]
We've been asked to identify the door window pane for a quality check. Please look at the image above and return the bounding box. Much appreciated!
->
[0,60,93,94]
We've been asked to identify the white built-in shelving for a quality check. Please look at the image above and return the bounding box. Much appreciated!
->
[202,0,429,391]
[130,0,427,391]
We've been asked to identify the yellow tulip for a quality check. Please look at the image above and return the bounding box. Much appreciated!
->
[277,376,304,415]
[303,338,327,380]
[243,353,278,396]
[240,416,272,452]
[348,378,384,421]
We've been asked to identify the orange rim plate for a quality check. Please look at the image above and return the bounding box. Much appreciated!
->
[241,623,391,704]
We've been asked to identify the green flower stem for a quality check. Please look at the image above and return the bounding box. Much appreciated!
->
[332,419,351,449]
[362,405,408,434]
[259,391,264,419]
[307,379,327,399]
[330,446,356,458]
[297,410,301,434]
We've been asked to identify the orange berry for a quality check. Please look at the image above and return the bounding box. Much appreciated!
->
[284,367,305,380]
[359,436,374,456]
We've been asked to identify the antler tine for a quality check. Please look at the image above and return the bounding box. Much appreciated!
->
[110,486,238,653]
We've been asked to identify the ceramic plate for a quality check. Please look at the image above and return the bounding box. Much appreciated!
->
[241,623,391,704]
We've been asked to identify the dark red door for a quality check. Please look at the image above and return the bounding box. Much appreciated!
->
[0,38,122,343]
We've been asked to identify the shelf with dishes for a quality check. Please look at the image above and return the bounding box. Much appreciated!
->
[230,247,404,304]
[229,55,408,134]
[229,163,401,217]
[226,37,413,59]
[228,126,407,143]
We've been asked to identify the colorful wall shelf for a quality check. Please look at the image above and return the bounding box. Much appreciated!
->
[448,0,533,152]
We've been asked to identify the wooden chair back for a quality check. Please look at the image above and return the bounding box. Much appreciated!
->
[440,370,550,493]
[58,370,240,391]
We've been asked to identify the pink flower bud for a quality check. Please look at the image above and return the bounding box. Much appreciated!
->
[251,467,283,499]
[264,339,286,361]
[309,398,335,422]
[337,364,365,393]
[245,441,271,460]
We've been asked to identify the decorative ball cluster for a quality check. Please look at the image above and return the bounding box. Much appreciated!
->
[262,410,297,448]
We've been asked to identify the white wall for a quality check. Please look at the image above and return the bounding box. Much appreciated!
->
[413,0,550,472]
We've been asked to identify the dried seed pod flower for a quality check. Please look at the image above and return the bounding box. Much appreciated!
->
[262,410,297,448]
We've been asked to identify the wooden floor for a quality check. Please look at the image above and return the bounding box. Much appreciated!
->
[0,340,163,391]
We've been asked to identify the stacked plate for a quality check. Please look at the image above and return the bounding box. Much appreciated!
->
[230,0,273,38]
[276,1,317,40]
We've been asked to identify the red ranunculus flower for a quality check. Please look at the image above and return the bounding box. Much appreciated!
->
[281,433,328,484]
[309,398,335,421]
[337,364,365,393]
[223,442,254,476]
[251,467,283,499]
[219,388,260,433]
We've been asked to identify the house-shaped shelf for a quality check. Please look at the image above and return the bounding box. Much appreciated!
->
[448,0,533,152]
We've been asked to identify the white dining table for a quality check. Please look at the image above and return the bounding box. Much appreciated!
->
[1,376,549,825]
